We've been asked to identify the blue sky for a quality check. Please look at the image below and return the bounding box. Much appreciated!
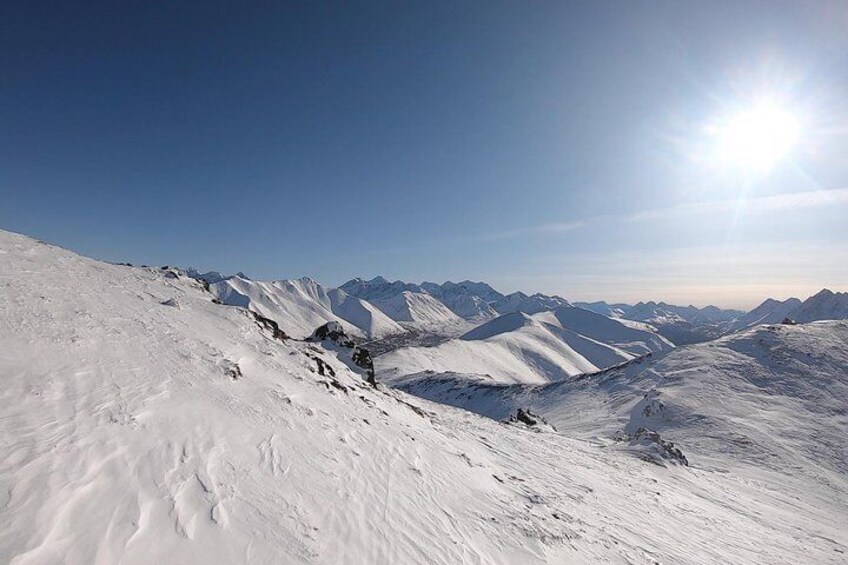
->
[2,1,847,308]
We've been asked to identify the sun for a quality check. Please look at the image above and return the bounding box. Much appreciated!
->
[708,101,800,173]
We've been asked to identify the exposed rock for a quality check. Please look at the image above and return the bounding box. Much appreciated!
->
[308,321,355,347]
[160,298,180,309]
[505,408,557,432]
[620,427,688,466]
[224,361,243,381]
[352,347,376,385]
[251,311,289,342]
[308,322,376,385]
[781,317,797,325]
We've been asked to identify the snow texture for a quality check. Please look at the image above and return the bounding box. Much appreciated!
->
[1,229,847,564]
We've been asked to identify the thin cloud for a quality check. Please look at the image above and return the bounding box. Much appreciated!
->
[481,187,848,242]
[626,187,848,222]
[481,221,587,242]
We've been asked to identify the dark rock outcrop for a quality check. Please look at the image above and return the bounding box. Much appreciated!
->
[251,312,289,342]
[308,321,354,347]
[505,408,557,431]
[622,427,688,466]
[308,322,376,385]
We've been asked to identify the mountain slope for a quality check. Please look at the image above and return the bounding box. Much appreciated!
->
[392,322,848,479]
[420,281,500,319]
[492,292,571,315]
[342,277,573,321]
[791,289,848,323]
[729,297,803,331]
[210,276,404,339]
[2,229,846,564]
[378,307,673,385]
[369,290,464,328]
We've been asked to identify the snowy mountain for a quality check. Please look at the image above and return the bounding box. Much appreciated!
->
[338,277,467,330]
[573,300,744,345]
[368,290,464,328]
[342,277,572,321]
[419,280,501,319]
[791,288,848,323]
[2,229,847,564]
[378,306,673,385]
[210,276,405,339]
[338,276,423,301]
[571,300,629,318]
[391,320,848,490]
[492,291,571,315]
[729,297,804,331]
[727,289,848,332]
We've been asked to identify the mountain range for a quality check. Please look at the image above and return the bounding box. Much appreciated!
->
[199,270,848,353]
[2,228,847,564]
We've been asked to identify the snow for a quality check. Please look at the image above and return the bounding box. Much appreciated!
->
[210,276,404,339]
[791,288,848,323]
[2,229,847,564]
[369,290,464,328]
[492,292,571,315]
[342,277,573,322]
[728,290,848,332]
[379,307,673,385]
[419,281,501,319]
[392,321,848,478]
[729,297,803,331]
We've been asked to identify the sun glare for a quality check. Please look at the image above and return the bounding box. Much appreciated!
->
[709,101,800,173]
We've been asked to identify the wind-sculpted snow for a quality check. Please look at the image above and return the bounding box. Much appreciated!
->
[2,229,847,564]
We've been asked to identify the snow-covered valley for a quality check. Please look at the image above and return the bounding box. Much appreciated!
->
[1,229,847,564]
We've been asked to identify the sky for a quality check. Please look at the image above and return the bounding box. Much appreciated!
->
[2,1,847,309]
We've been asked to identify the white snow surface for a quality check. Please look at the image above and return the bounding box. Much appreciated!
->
[492,292,571,315]
[393,321,848,477]
[2,230,847,564]
[420,281,501,319]
[369,290,464,328]
[379,307,673,385]
[211,276,404,339]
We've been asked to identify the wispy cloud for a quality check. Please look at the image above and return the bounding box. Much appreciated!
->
[627,187,848,223]
[479,187,848,242]
[481,221,587,242]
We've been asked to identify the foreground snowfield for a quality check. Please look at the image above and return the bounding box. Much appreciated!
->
[1,230,847,564]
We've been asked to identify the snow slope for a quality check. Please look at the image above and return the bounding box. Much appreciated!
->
[369,290,464,328]
[2,229,847,564]
[392,322,848,477]
[379,307,673,385]
[211,276,404,339]
[730,297,803,331]
[492,292,571,315]
[420,281,500,319]
[343,277,572,321]
[338,276,421,301]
